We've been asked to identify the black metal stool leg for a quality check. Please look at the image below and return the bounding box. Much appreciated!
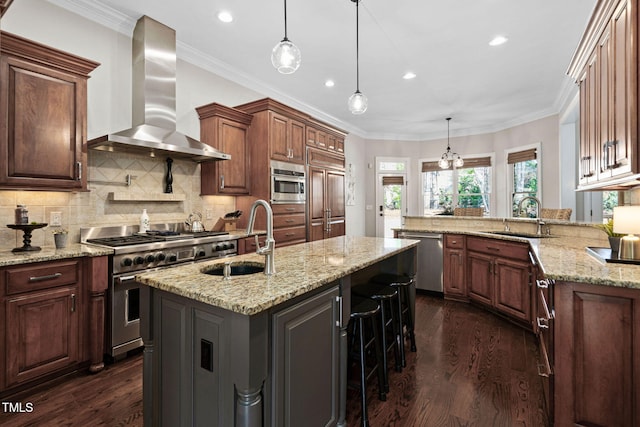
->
[357,318,370,427]
[370,314,386,402]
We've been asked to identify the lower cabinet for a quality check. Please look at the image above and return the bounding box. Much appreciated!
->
[443,234,467,300]
[142,283,341,427]
[554,281,640,427]
[271,285,340,426]
[0,257,108,396]
[466,236,534,328]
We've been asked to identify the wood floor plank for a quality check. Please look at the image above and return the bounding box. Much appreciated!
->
[0,295,547,426]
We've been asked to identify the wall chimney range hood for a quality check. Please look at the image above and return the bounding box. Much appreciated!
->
[88,16,230,162]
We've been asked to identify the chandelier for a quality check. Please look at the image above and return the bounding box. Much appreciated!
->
[438,117,463,169]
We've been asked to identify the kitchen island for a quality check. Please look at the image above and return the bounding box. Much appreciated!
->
[136,235,418,427]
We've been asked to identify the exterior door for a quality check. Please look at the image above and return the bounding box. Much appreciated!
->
[376,174,406,238]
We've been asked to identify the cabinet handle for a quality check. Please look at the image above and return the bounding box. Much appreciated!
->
[220,175,225,190]
[336,295,343,327]
[285,207,295,212]
[285,232,295,237]
[486,246,500,251]
[76,162,82,181]
[29,272,62,282]
[536,317,549,329]
[536,279,549,289]
[537,363,550,378]
[285,219,295,223]
[71,293,76,312]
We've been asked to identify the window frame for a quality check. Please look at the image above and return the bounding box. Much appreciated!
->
[506,143,542,218]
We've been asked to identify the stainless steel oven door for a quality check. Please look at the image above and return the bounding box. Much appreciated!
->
[110,274,143,357]
[271,174,305,204]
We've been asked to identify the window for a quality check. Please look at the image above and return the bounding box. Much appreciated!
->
[422,157,492,215]
[603,191,619,220]
[509,148,539,217]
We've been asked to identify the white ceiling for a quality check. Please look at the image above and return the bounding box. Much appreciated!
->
[50,0,597,141]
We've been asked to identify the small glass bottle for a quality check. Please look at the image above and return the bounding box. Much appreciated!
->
[140,209,150,233]
[15,205,28,225]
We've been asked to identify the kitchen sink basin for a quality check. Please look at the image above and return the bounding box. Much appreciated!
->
[485,231,555,239]
[203,262,265,276]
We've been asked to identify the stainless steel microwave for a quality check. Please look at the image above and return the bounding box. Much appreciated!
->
[271,160,306,204]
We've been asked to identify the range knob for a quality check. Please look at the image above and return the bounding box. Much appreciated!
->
[156,252,166,261]
[134,256,144,265]
[215,244,223,251]
[168,253,177,262]
[227,242,235,250]
[121,257,133,267]
[195,247,206,258]
[145,254,156,263]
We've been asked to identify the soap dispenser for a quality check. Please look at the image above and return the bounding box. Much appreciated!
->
[140,209,150,233]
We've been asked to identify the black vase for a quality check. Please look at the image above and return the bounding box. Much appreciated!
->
[165,157,173,193]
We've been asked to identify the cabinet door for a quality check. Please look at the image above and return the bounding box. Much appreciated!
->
[0,55,86,190]
[610,0,633,178]
[272,286,340,427]
[201,118,250,195]
[269,112,290,162]
[554,282,640,427]
[467,251,493,307]
[308,167,326,241]
[494,258,532,323]
[6,287,79,386]
[326,170,345,219]
[443,248,466,298]
[597,25,612,180]
[288,118,306,164]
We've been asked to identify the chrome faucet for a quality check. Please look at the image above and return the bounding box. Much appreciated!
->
[517,196,542,219]
[246,199,276,275]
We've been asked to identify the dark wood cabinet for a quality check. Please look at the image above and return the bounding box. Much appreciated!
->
[466,236,534,328]
[0,32,99,191]
[197,103,253,195]
[0,0,13,17]
[267,112,305,164]
[569,0,638,190]
[443,234,467,300]
[0,257,108,397]
[272,203,307,247]
[308,165,345,241]
[554,281,640,427]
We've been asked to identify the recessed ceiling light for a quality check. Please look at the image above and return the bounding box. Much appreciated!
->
[325,80,335,87]
[217,11,233,23]
[403,72,416,80]
[489,35,508,46]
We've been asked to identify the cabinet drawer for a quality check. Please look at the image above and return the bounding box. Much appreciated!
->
[272,203,306,215]
[445,234,465,249]
[467,236,529,260]
[274,226,307,244]
[4,260,81,295]
[274,213,306,228]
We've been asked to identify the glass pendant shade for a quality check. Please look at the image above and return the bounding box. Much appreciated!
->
[454,156,464,168]
[348,90,368,115]
[438,157,450,169]
[271,38,301,74]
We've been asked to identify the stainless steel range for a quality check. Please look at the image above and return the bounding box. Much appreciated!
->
[81,224,238,359]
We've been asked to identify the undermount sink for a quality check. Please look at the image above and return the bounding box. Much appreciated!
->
[203,262,265,277]
[485,231,555,239]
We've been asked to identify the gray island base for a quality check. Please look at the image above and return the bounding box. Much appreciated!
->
[137,236,418,427]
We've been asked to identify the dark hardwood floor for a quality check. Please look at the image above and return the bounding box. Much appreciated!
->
[0,294,547,426]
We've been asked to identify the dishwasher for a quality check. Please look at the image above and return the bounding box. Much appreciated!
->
[397,231,443,293]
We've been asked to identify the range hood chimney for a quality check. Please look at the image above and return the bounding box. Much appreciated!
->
[88,16,230,162]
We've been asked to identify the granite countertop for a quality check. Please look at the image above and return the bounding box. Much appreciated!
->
[0,243,113,267]
[136,236,419,315]
[397,225,640,289]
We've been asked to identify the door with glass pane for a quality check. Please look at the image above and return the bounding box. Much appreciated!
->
[377,175,406,238]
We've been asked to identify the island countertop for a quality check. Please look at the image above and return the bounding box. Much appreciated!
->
[136,235,419,315]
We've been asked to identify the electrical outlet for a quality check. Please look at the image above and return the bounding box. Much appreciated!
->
[205,209,213,220]
[50,211,62,226]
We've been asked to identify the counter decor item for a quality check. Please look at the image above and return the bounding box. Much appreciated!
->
[14,204,28,224]
[140,209,150,233]
[597,218,623,253]
[52,228,68,249]
[613,206,640,260]
[7,223,47,252]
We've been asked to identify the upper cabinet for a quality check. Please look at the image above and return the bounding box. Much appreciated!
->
[0,0,13,17]
[0,32,99,191]
[197,103,253,195]
[568,0,638,190]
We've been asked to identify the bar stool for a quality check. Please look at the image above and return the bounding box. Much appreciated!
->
[353,282,402,393]
[348,295,386,427]
[370,273,417,367]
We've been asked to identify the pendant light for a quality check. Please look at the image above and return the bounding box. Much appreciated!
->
[271,0,301,74]
[438,118,464,169]
[348,0,368,114]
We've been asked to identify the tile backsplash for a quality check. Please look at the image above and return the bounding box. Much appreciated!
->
[0,151,235,250]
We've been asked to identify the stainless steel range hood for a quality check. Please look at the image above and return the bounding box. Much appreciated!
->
[88,16,230,162]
